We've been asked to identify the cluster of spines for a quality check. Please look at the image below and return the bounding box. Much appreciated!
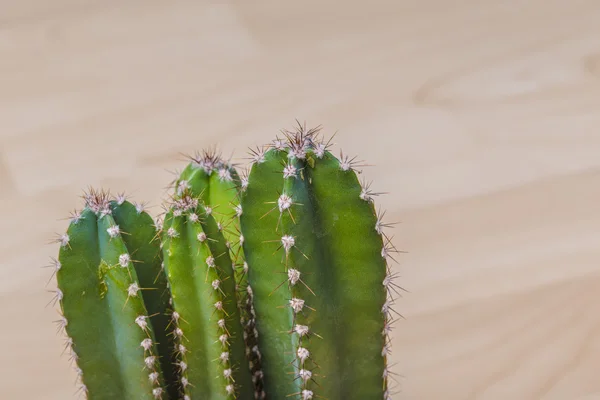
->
[51,189,166,399]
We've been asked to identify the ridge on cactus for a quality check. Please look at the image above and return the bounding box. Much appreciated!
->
[47,122,400,400]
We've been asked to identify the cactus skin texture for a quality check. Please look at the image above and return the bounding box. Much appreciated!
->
[55,190,170,399]
[239,127,394,399]
[173,150,264,397]
[160,191,254,399]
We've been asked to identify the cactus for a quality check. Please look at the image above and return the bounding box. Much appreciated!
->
[171,150,264,396]
[238,126,396,399]
[54,189,174,399]
[159,190,254,399]
[48,123,399,400]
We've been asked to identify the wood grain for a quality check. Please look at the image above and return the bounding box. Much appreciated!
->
[2,0,600,398]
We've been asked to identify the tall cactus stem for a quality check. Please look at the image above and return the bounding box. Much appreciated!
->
[239,123,398,399]
[171,149,265,397]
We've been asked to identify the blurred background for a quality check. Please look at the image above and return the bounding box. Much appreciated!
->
[2,0,600,399]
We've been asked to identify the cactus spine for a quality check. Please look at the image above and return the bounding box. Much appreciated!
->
[239,126,394,399]
[55,190,172,399]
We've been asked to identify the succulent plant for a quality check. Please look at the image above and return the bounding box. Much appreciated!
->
[159,192,253,399]
[170,150,264,396]
[54,190,176,399]
[238,126,396,399]
[49,123,399,400]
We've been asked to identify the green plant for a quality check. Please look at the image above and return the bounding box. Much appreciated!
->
[49,124,399,400]
[54,190,176,399]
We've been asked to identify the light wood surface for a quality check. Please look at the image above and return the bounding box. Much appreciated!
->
[2,1,600,399]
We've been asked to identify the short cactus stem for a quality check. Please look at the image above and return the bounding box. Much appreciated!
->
[55,189,170,399]
[240,126,393,399]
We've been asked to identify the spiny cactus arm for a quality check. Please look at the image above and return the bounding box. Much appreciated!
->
[240,130,394,400]
[57,206,167,399]
[110,198,179,399]
[239,149,301,398]
[175,152,263,394]
[162,198,254,399]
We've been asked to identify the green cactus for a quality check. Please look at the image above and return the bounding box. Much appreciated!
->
[54,189,174,399]
[171,150,264,396]
[159,190,254,399]
[49,123,399,400]
[238,126,396,399]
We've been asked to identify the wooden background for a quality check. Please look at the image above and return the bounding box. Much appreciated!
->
[2,1,600,398]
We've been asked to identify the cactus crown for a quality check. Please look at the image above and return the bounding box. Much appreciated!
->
[48,123,400,400]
